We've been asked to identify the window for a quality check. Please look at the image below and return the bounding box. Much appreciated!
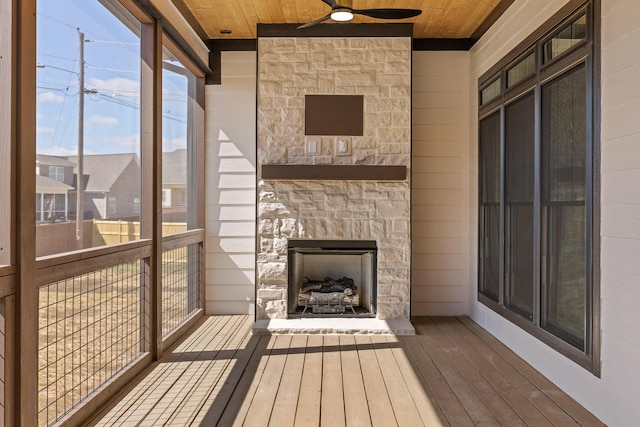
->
[506,52,535,88]
[48,165,64,182]
[543,12,587,63]
[480,77,501,106]
[541,64,588,349]
[174,189,186,206]
[478,1,598,372]
[505,91,535,319]
[133,197,140,214]
[37,193,67,222]
[108,197,116,215]
[479,112,500,301]
[36,0,142,256]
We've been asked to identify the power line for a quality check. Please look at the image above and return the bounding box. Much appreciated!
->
[37,86,79,96]
[86,66,140,74]
[85,39,139,46]
[37,53,79,63]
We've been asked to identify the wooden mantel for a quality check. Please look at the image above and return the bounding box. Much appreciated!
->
[261,165,407,181]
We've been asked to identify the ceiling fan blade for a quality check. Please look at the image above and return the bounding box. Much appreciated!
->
[297,13,332,29]
[321,0,338,7]
[352,8,422,19]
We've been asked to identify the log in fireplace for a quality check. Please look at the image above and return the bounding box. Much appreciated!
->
[288,240,377,317]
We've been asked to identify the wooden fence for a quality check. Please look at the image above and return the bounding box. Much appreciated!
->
[36,220,187,256]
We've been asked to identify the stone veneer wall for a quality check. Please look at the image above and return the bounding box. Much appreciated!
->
[256,37,411,320]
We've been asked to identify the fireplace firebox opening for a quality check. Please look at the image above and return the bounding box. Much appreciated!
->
[288,240,377,318]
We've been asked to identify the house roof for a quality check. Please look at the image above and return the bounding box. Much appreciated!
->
[180,0,514,40]
[36,174,73,192]
[162,148,187,185]
[68,153,140,192]
[36,154,76,168]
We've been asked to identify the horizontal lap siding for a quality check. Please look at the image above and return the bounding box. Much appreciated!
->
[205,51,257,315]
[411,51,471,316]
[600,0,640,424]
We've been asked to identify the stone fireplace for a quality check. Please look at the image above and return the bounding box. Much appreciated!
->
[255,26,413,334]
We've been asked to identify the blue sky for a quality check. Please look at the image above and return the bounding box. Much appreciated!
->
[36,0,188,156]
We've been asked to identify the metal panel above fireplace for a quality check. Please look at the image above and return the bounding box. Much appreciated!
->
[288,240,377,318]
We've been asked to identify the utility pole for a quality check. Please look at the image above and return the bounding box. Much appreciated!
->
[76,29,85,250]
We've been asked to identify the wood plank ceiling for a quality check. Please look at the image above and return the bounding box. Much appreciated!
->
[180,0,513,40]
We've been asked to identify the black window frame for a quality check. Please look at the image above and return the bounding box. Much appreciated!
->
[477,0,600,375]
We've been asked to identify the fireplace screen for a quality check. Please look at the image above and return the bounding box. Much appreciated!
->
[288,240,376,317]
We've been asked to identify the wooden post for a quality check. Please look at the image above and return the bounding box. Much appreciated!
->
[4,295,16,427]
[140,21,163,359]
[0,0,14,268]
[16,0,39,424]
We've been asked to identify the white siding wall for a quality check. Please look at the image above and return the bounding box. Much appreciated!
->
[599,0,640,422]
[411,51,471,316]
[205,51,257,315]
[469,0,640,424]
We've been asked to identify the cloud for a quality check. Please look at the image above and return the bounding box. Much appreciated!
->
[37,126,55,134]
[36,146,85,156]
[163,136,187,152]
[88,77,140,98]
[91,133,141,155]
[38,91,64,103]
[89,115,119,128]
[36,112,43,121]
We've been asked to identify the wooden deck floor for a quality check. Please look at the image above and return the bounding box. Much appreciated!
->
[91,315,605,426]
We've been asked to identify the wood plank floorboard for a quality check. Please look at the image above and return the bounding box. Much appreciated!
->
[339,335,371,427]
[294,334,323,427]
[93,315,240,427]
[386,335,448,426]
[401,335,470,426]
[269,334,307,427]
[435,317,577,426]
[147,316,250,425]
[224,334,277,427]
[243,334,292,427]
[169,316,256,425]
[423,317,533,426]
[371,335,424,426]
[190,322,263,425]
[413,319,501,425]
[354,335,397,427]
[456,317,606,427]
[320,334,346,427]
[90,316,605,427]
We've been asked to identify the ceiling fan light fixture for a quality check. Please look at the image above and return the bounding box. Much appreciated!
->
[331,8,354,22]
[298,0,421,29]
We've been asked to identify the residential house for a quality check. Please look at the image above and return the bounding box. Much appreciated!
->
[68,153,141,220]
[162,148,188,223]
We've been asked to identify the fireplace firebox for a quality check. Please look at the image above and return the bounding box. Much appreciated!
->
[288,240,377,317]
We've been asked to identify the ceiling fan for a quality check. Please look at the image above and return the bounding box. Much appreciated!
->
[298,0,422,29]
